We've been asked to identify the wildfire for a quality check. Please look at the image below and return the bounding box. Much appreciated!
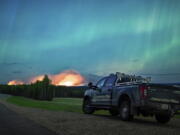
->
[51,70,85,86]
[30,75,44,83]
[8,80,24,85]
[7,70,85,86]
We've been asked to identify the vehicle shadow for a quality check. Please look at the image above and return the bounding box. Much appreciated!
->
[93,114,180,129]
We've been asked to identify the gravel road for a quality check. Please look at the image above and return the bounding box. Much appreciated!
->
[0,103,56,135]
[0,94,11,98]
[0,96,179,135]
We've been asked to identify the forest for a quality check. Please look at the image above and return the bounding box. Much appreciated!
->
[0,75,87,101]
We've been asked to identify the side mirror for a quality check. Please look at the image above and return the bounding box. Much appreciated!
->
[88,82,93,88]
[88,82,97,89]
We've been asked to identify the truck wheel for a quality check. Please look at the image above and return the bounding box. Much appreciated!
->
[155,113,171,124]
[119,100,134,121]
[82,98,94,114]
[109,109,119,116]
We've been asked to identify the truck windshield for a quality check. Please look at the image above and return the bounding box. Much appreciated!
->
[96,77,107,88]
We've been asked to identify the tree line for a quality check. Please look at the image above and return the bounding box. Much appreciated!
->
[0,75,87,101]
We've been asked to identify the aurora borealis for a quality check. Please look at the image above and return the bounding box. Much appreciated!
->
[0,0,180,83]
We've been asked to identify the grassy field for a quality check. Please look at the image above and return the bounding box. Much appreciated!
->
[6,96,109,115]
[6,96,180,118]
[4,96,180,135]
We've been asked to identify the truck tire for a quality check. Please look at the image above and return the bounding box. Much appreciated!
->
[82,98,94,114]
[109,109,119,116]
[119,100,134,121]
[155,113,171,124]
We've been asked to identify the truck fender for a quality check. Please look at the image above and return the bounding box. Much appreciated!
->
[118,93,135,115]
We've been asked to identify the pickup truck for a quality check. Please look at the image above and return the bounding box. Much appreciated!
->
[82,72,180,123]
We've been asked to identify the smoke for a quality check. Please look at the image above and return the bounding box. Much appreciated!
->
[8,80,24,85]
[50,70,85,86]
[29,75,44,83]
[8,70,85,86]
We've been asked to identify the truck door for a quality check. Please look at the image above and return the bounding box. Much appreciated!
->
[101,75,117,105]
[91,77,107,105]
[92,75,117,106]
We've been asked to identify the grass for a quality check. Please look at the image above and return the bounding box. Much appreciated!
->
[176,112,180,118]
[6,96,109,115]
[6,96,180,118]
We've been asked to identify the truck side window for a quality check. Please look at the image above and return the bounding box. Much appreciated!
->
[105,76,116,87]
[96,77,107,88]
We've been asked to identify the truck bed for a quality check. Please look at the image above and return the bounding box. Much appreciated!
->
[145,83,180,112]
[147,83,180,105]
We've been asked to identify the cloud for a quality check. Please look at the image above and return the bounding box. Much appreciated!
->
[12,70,22,74]
[1,62,21,66]
[131,59,140,63]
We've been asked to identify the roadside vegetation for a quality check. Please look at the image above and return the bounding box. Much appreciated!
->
[0,75,86,101]
[0,75,53,100]
[6,96,180,118]
[6,96,109,115]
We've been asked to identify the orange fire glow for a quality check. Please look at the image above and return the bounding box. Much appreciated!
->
[30,75,44,83]
[7,70,85,86]
[50,70,85,86]
[8,80,24,85]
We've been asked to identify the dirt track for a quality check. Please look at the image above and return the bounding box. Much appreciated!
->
[0,99,180,135]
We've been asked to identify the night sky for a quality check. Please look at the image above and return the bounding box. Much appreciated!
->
[0,0,180,83]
